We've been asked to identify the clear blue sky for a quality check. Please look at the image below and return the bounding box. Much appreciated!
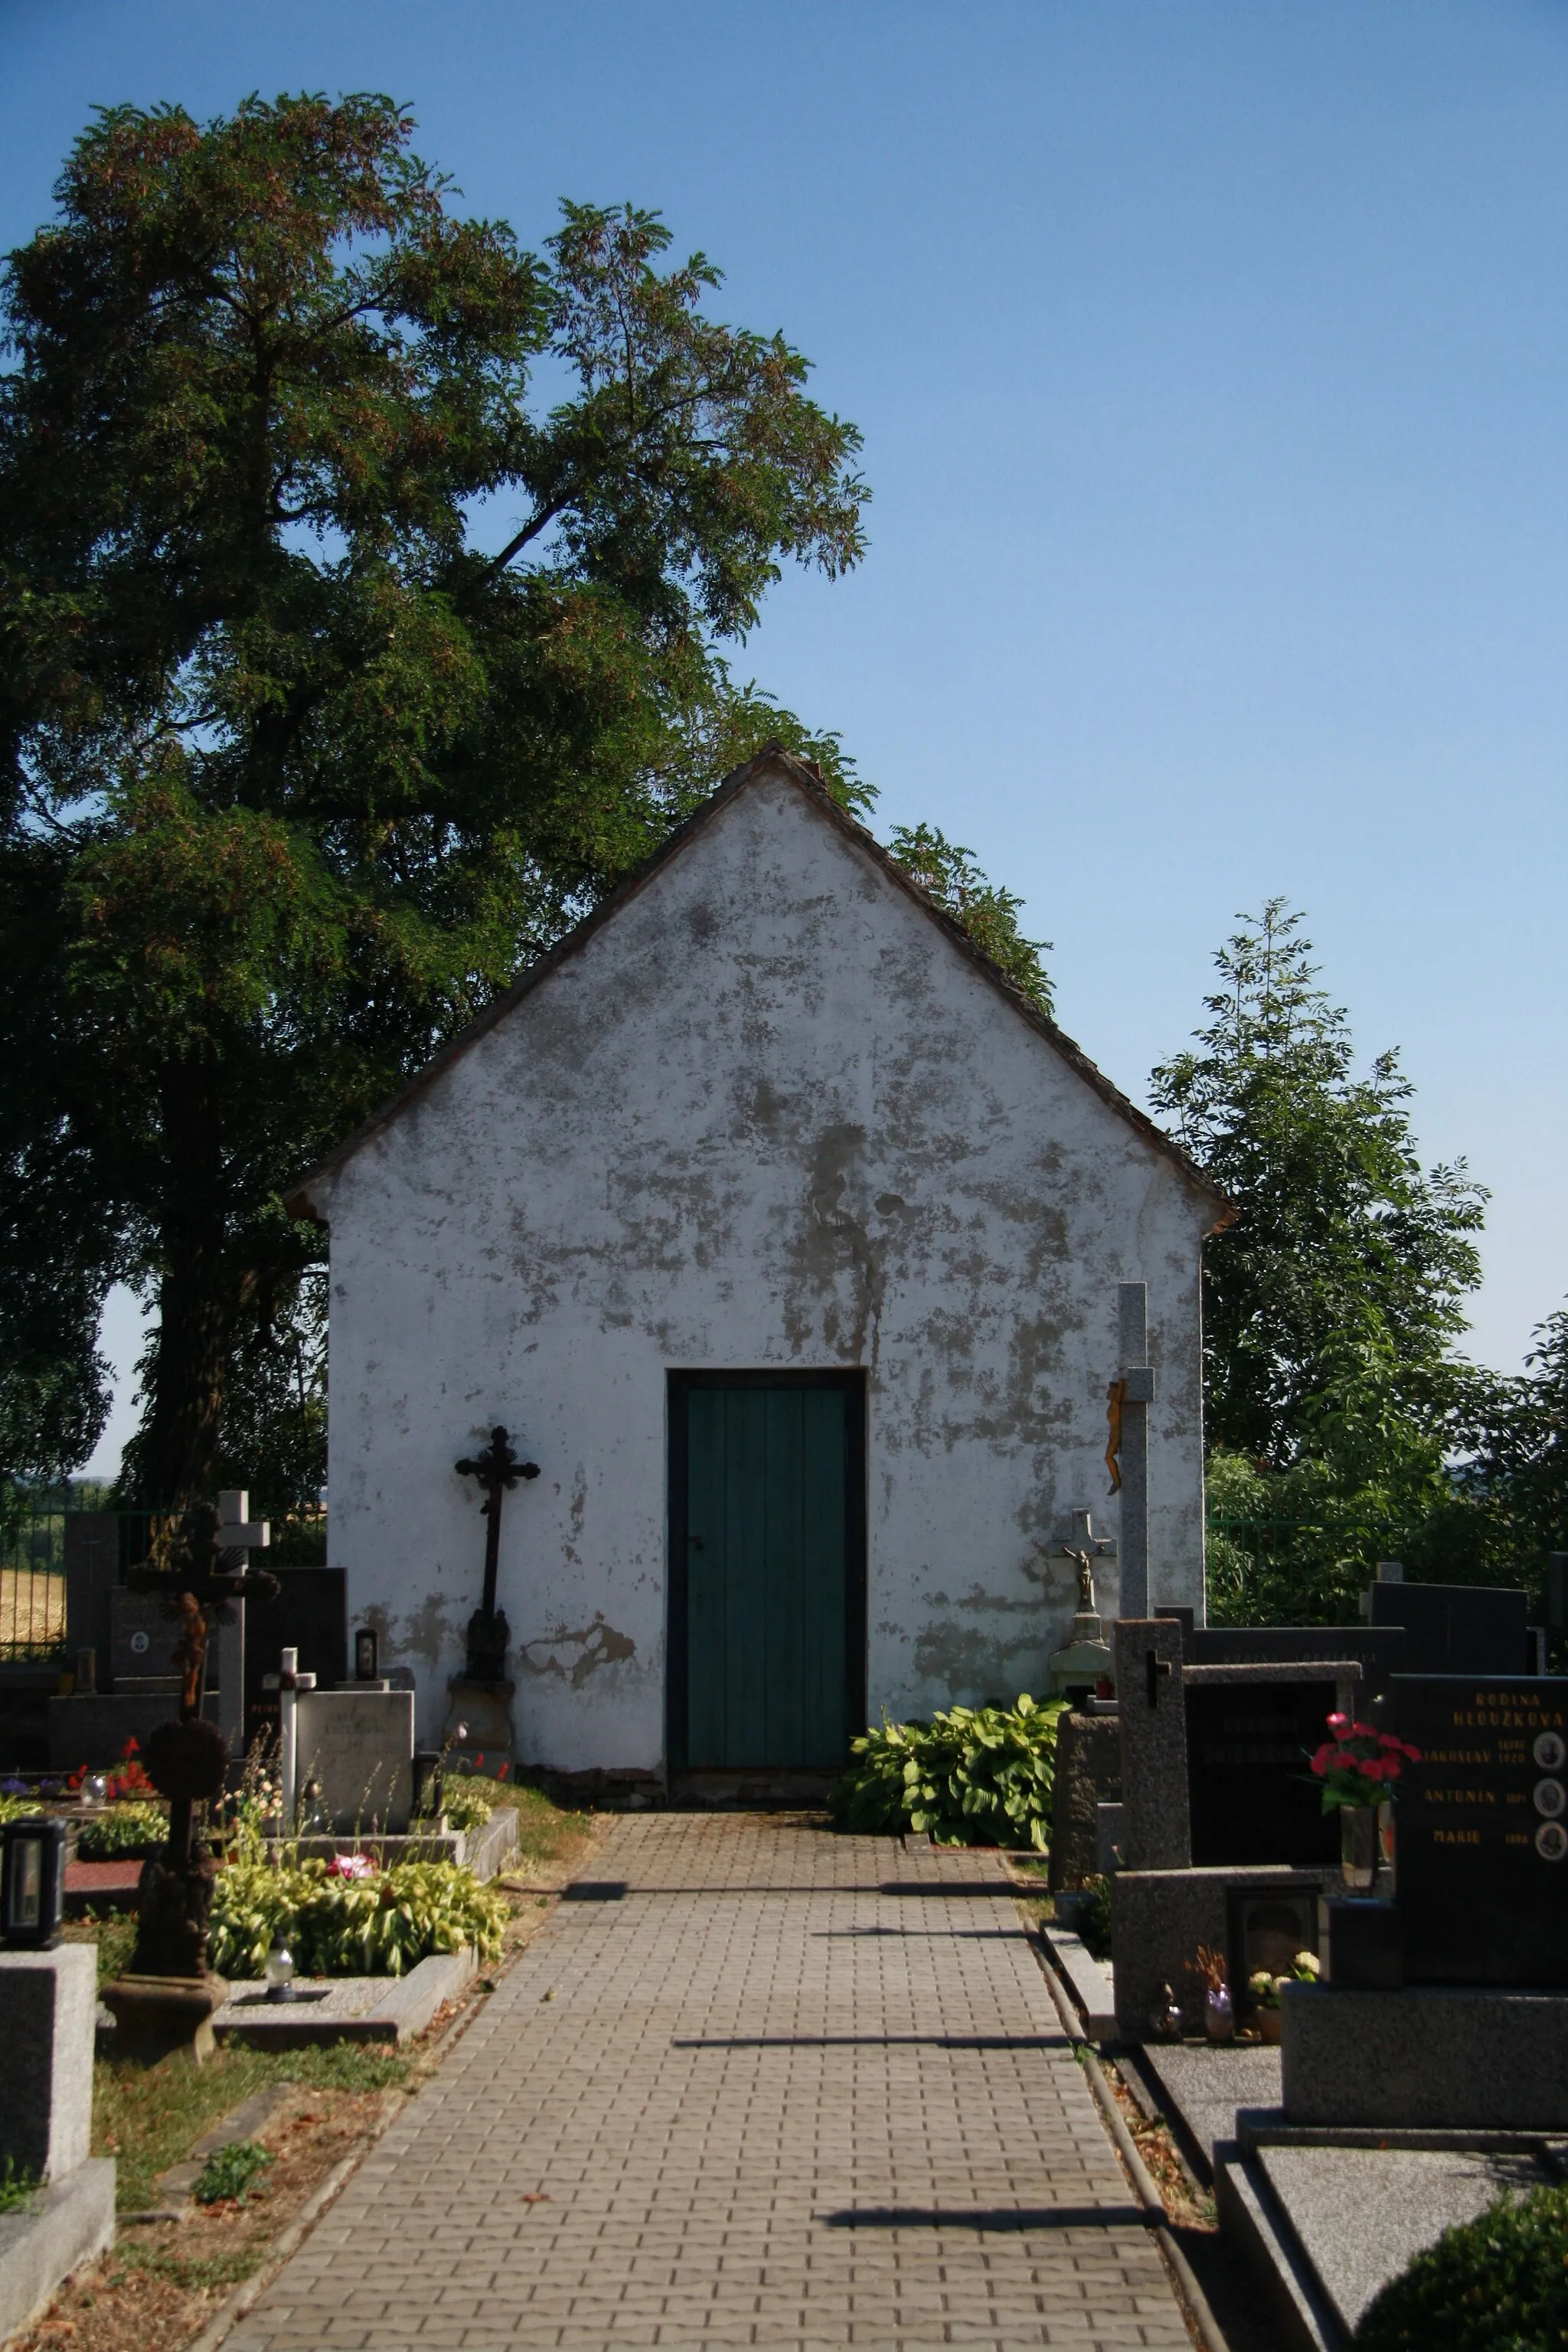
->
[4,0,1564,1470]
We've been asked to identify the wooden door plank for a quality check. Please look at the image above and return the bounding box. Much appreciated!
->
[724,1389,769,1766]
[684,1388,727,1767]
[800,1387,848,1763]
[763,1388,806,1766]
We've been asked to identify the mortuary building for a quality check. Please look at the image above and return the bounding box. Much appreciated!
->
[286,750,1229,1794]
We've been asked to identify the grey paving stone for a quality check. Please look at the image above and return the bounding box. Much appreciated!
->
[224,1816,1185,2350]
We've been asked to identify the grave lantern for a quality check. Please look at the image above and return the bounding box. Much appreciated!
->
[354,1627,379,1682]
[2,1816,66,1949]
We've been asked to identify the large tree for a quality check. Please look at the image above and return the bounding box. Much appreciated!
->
[0,94,871,1509]
[1151,900,1486,1466]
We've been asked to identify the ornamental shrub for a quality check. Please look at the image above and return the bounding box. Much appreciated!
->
[208,1857,508,1978]
[75,1799,168,1855]
[1355,2184,1568,2350]
[432,1775,495,1832]
[828,1696,1066,1850]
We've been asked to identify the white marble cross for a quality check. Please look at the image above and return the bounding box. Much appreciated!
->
[213,1491,271,1759]
[262,1645,317,1825]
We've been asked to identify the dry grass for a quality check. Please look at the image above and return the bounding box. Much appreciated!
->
[0,1565,65,1649]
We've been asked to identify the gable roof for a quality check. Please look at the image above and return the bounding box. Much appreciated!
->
[285,748,1231,1226]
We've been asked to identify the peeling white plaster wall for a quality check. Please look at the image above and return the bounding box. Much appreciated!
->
[312,774,1214,1774]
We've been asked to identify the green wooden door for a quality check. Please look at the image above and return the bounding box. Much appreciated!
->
[674,1377,861,1769]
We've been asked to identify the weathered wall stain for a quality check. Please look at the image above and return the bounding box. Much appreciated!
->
[519,1616,637,1687]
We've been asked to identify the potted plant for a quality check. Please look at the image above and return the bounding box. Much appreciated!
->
[1247,1949,1321,2043]
[1309,1713,1421,1890]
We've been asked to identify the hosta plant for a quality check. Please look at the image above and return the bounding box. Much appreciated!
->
[829,1695,1066,1850]
[209,1857,508,1978]
[74,1800,168,1856]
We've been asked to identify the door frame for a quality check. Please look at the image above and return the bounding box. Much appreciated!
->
[666,1368,868,1775]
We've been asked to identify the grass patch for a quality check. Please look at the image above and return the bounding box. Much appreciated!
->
[96,2041,410,2210]
[63,1912,138,1987]
[0,2158,40,2213]
[489,1778,595,1867]
[106,2241,266,2294]
[193,2140,273,2206]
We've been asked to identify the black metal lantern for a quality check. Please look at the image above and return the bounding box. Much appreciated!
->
[2,1817,66,1949]
[354,1627,379,1681]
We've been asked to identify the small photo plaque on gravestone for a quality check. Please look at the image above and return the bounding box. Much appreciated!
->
[1385,1674,1568,1988]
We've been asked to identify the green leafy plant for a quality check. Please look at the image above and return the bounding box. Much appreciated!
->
[1247,1950,1321,2011]
[75,1800,168,1856]
[192,2138,273,2207]
[0,1795,38,1825]
[829,1695,1065,1850]
[0,2158,40,2213]
[1355,2182,1568,2350]
[1076,1873,1114,1961]
[208,1856,508,1978]
[420,1769,495,1832]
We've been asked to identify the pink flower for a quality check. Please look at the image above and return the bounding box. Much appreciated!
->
[326,1853,376,1880]
[1326,1712,1349,1733]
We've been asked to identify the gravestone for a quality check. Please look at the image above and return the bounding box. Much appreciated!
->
[295,1688,416,1833]
[1186,1676,1343,1868]
[0,1948,116,2341]
[243,1569,346,1755]
[0,1949,96,2180]
[1383,1674,1568,1988]
[1048,1711,1122,1893]
[1367,1583,1531,1674]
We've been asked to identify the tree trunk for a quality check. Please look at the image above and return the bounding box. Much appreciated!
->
[136,1060,231,1506]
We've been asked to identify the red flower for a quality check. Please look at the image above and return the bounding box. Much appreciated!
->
[1326,1712,1349,1733]
[473,1754,484,1769]
[497,1762,510,1781]
[122,1736,140,1757]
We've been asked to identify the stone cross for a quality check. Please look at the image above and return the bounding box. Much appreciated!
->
[262,1646,317,1826]
[1110,1283,1155,1618]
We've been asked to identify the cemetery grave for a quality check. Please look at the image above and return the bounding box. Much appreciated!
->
[1038,1585,1568,2351]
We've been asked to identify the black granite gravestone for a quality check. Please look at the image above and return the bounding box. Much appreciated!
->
[1383,1674,1568,1987]
[243,1568,347,1754]
[1186,1681,1341,1867]
[1367,1583,1530,1674]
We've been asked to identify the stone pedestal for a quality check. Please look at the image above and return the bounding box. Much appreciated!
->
[443,1677,515,1767]
[100,1971,229,2066]
[0,1949,96,2178]
[1281,1984,1568,2130]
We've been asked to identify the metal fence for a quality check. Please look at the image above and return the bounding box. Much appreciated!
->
[1205,1514,1409,1626]
[0,1490,74,1662]
[0,1492,328,1664]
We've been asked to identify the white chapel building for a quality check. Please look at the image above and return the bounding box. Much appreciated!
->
[288,750,1227,1795]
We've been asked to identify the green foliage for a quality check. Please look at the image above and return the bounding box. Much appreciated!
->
[1076,1873,1114,1960]
[886,823,1053,1014]
[207,1855,508,1978]
[0,2157,39,2213]
[109,2243,265,2293]
[433,1774,495,1831]
[192,2138,273,2206]
[1354,2183,1568,2350]
[0,1794,39,1824]
[0,96,867,1503]
[74,1799,167,1855]
[830,1696,1065,1850]
[1152,902,1485,1469]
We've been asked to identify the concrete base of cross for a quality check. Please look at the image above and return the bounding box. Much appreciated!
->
[100,1970,229,2066]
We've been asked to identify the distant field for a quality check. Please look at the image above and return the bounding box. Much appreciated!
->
[0,1564,66,1652]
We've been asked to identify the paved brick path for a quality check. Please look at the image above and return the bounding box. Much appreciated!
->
[227,1815,1189,2350]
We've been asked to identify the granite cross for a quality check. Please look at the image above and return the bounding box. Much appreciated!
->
[1108,1283,1155,1618]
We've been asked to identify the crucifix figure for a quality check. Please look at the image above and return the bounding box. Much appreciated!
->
[456,1426,540,1683]
[1057,1508,1117,1620]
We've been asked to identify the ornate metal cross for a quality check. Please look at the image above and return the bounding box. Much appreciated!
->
[456,1426,540,1682]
